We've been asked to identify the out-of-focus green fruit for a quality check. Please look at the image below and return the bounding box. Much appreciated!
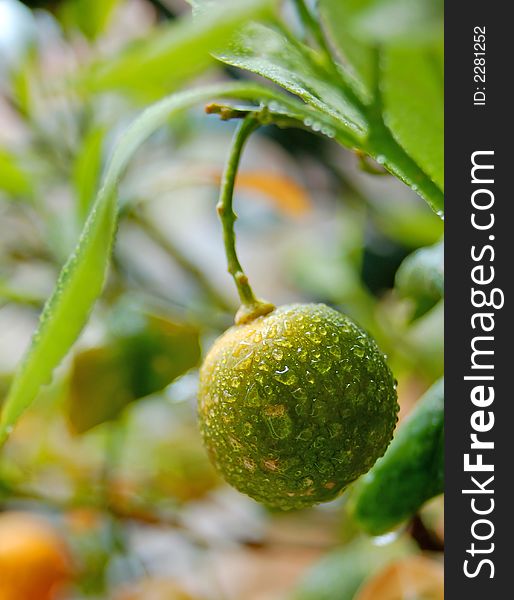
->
[198,303,398,509]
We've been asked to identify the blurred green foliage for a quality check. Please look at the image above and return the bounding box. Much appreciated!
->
[68,309,200,433]
[0,0,443,597]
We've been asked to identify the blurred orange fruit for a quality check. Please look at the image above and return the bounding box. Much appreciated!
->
[235,171,312,217]
[210,169,311,217]
[355,555,444,600]
[0,512,71,600]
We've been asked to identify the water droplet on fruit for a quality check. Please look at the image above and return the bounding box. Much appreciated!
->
[318,460,334,475]
[305,370,316,385]
[352,345,365,358]
[274,366,298,386]
[297,347,308,362]
[263,385,274,397]
[292,387,307,400]
[235,353,253,370]
[313,357,332,374]
[297,427,313,441]
[307,331,321,344]
[328,345,341,359]
[328,423,343,438]
[245,385,261,407]
[272,348,283,361]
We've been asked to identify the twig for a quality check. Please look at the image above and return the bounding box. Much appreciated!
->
[216,118,275,324]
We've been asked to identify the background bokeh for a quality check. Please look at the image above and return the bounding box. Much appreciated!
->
[0,1,443,598]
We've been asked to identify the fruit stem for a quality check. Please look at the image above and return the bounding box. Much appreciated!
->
[217,117,275,325]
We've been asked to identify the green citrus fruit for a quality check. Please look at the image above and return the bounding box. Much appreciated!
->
[198,303,398,509]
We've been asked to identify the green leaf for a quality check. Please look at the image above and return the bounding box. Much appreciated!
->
[291,536,413,600]
[59,0,121,40]
[73,127,105,224]
[365,112,444,214]
[0,149,33,199]
[352,0,443,45]
[381,44,444,195]
[318,0,376,101]
[67,313,200,434]
[191,1,442,210]
[85,0,274,96]
[318,0,444,213]
[319,0,443,95]
[216,22,368,141]
[0,80,318,446]
[373,201,444,248]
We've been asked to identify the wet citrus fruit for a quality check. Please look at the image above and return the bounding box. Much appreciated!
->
[198,303,398,509]
[0,512,71,600]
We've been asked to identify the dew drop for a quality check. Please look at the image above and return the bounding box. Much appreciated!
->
[274,366,298,386]
[313,357,331,374]
[313,436,326,449]
[328,345,341,359]
[297,347,308,362]
[296,427,313,441]
[318,460,335,476]
[307,331,321,344]
[235,353,253,370]
[305,370,316,385]
[272,348,284,361]
[328,423,343,438]
[222,389,236,403]
[352,345,365,358]
[245,385,262,407]
[292,387,307,400]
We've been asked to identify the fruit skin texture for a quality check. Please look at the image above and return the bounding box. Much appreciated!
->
[198,303,398,510]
